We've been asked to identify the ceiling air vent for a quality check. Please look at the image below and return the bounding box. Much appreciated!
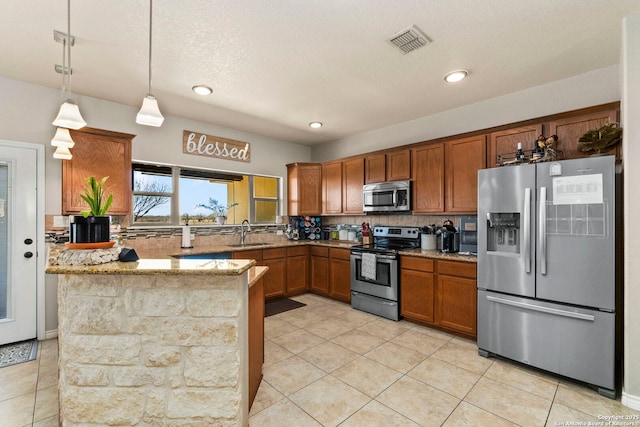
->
[388,25,430,54]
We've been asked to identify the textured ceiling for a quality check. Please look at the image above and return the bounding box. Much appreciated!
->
[1,0,639,146]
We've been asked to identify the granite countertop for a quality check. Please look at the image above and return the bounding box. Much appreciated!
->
[45,257,256,276]
[167,239,357,258]
[398,248,478,263]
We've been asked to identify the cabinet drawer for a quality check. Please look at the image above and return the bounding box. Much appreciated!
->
[287,246,308,257]
[263,248,286,259]
[401,256,434,272]
[329,248,351,261]
[437,260,476,278]
[310,246,329,257]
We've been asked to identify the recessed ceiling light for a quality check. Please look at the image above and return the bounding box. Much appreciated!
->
[444,70,468,83]
[309,122,323,129]
[192,85,213,95]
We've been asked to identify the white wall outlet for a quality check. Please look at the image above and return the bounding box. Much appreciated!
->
[190,233,195,240]
[53,215,69,227]
[276,230,284,236]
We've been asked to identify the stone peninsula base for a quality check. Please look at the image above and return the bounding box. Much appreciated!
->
[57,273,249,426]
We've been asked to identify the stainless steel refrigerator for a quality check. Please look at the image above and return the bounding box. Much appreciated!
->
[477,155,620,398]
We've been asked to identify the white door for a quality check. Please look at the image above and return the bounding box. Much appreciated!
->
[0,144,38,345]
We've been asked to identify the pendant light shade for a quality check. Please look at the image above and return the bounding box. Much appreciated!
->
[52,99,87,130]
[51,127,75,148]
[53,145,73,160]
[137,0,164,127]
[136,95,164,127]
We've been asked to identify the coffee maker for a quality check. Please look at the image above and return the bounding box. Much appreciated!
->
[438,219,460,253]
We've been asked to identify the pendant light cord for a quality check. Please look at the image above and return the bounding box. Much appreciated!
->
[67,0,72,96]
[148,0,153,95]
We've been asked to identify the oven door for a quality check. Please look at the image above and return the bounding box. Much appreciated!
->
[350,252,398,301]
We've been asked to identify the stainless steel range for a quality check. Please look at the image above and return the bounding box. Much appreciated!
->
[350,226,421,320]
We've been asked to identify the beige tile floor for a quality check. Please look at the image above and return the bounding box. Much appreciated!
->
[1,294,638,426]
[251,293,640,427]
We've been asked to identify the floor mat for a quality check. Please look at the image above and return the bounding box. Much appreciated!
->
[265,298,306,317]
[0,339,38,368]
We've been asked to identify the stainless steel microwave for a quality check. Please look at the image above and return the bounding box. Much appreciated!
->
[362,180,411,213]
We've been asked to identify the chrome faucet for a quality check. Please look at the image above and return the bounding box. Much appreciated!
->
[241,219,251,245]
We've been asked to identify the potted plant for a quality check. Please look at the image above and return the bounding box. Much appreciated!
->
[195,198,238,225]
[69,176,113,243]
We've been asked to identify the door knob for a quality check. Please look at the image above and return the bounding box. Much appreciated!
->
[24,252,33,258]
[24,238,33,245]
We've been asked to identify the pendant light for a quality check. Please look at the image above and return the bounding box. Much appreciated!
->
[52,0,87,130]
[136,0,164,127]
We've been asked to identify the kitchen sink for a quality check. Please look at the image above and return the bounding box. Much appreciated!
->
[171,252,232,260]
[227,243,269,247]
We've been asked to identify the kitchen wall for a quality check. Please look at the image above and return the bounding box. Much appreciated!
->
[0,75,312,216]
[0,75,312,335]
[311,65,621,161]
[622,11,640,410]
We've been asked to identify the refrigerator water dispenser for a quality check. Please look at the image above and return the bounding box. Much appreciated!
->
[486,212,520,253]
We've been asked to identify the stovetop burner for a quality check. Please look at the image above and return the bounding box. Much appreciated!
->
[350,225,421,255]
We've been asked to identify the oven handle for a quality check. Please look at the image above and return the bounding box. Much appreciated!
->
[350,253,397,261]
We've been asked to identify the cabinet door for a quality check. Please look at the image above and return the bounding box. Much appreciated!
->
[548,107,619,161]
[263,257,286,299]
[286,247,308,295]
[329,248,351,303]
[488,125,543,168]
[248,277,264,409]
[412,143,445,213]
[365,154,386,183]
[386,149,411,181]
[310,255,329,295]
[64,128,134,215]
[287,163,321,216]
[445,135,486,213]
[400,268,435,324]
[322,161,343,214]
[342,158,364,214]
[437,275,477,337]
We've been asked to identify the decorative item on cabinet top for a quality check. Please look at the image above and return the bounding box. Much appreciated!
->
[578,123,622,155]
[498,134,559,166]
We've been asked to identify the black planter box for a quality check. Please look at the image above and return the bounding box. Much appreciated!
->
[69,216,111,243]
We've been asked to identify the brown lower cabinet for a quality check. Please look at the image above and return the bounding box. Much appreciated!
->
[310,246,329,295]
[286,246,309,295]
[248,276,264,409]
[328,248,351,303]
[401,256,477,339]
[262,248,287,299]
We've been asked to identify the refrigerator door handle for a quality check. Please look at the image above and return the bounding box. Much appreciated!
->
[486,295,596,321]
[539,186,547,275]
[524,188,531,273]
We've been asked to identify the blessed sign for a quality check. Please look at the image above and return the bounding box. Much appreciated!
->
[182,130,251,163]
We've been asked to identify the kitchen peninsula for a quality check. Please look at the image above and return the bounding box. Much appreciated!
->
[46,256,267,426]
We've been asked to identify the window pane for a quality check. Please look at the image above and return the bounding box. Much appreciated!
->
[255,200,277,223]
[132,168,172,223]
[254,176,278,199]
[133,195,171,223]
[181,176,234,225]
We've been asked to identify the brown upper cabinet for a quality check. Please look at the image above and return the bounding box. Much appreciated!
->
[63,128,134,215]
[412,143,445,213]
[488,124,543,168]
[445,135,486,213]
[549,107,619,161]
[322,161,343,214]
[342,157,364,214]
[322,157,364,215]
[287,163,322,216]
[365,149,411,184]
[365,154,386,183]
